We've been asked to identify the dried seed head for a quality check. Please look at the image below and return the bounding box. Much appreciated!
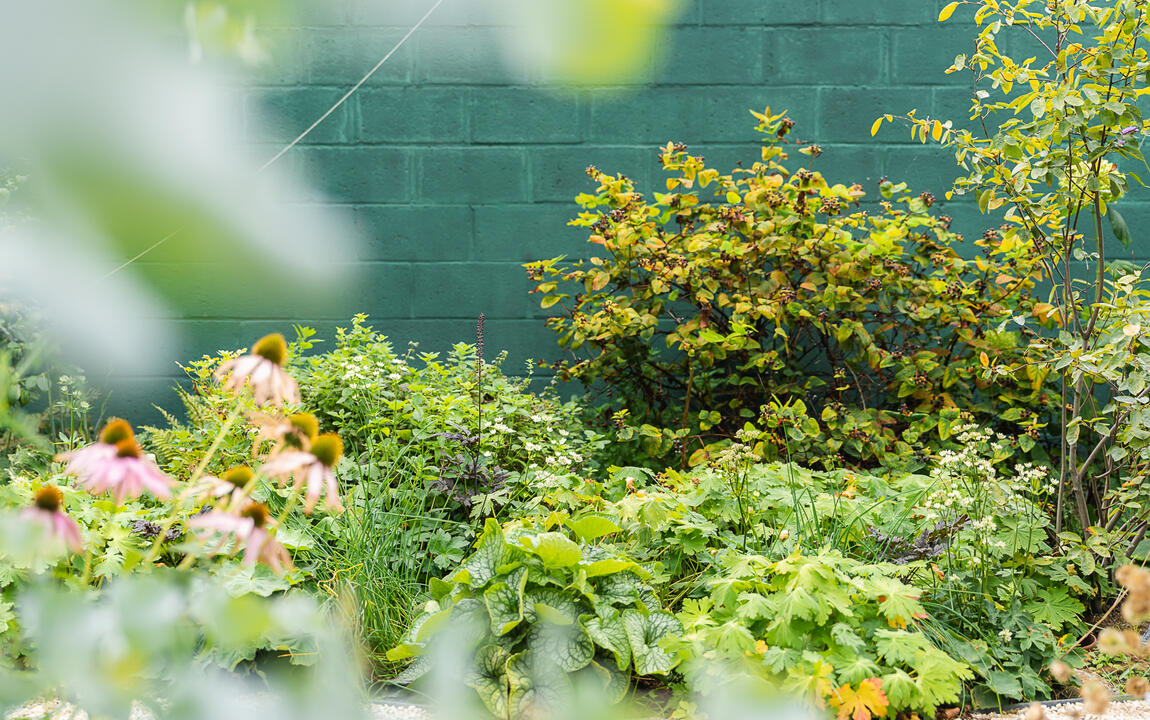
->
[99,418,135,446]
[251,333,288,366]
[1024,702,1046,720]
[1118,563,1150,623]
[33,485,64,513]
[310,433,343,469]
[1126,676,1149,698]
[1049,660,1072,683]
[222,466,254,489]
[1081,677,1110,716]
[241,502,270,529]
[1098,627,1127,655]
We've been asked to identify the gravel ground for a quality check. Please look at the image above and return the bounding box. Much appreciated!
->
[972,699,1150,719]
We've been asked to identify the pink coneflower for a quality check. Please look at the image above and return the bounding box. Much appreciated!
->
[250,411,318,456]
[259,432,344,514]
[188,502,293,574]
[21,485,83,553]
[58,419,174,505]
[188,465,254,506]
[215,333,300,408]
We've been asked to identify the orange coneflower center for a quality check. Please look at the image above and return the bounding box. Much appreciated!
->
[33,485,63,513]
[251,333,288,366]
[310,433,343,468]
[115,438,142,459]
[222,466,254,489]
[241,502,270,528]
[99,418,135,446]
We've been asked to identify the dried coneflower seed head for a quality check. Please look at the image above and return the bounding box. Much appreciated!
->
[1024,703,1046,720]
[99,418,135,445]
[289,413,319,441]
[1081,677,1110,715]
[1098,627,1127,654]
[33,485,64,513]
[310,433,343,468]
[222,466,254,489]
[114,438,142,459]
[1049,660,1072,683]
[1122,629,1146,657]
[241,502,270,528]
[251,333,288,366]
[1126,676,1149,698]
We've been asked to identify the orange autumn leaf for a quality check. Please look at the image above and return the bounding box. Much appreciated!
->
[830,678,890,720]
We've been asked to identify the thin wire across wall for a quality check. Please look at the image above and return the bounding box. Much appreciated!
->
[100,0,446,280]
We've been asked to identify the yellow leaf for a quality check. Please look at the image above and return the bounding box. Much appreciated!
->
[830,679,890,720]
[931,120,943,141]
[726,191,741,204]
[870,116,884,136]
[980,351,989,368]
[939,1,959,21]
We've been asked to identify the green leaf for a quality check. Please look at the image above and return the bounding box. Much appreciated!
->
[984,669,1023,698]
[622,609,681,675]
[460,518,509,589]
[522,532,582,570]
[584,557,635,578]
[527,621,595,672]
[392,653,433,685]
[485,566,528,636]
[577,659,630,705]
[507,651,573,718]
[1109,206,1133,249]
[567,513,622,541]
[584,610,631,671]
[465,645,511,718]
[525,587,582,625]
[1024,586,1084,631]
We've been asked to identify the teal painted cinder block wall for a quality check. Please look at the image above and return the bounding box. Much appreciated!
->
[112,0,1150,419]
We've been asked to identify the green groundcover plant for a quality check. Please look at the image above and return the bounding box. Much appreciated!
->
[387,516,681,719]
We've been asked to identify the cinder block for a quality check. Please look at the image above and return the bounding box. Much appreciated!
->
[699,0,818,25]
[359,87,468,142]
[821,0,934,25]
[590,86,815,144]
[415,27,525,84]
[529,146,652,203]
[296,146,412,203]
[474,204,590,262]
[412,262,530,318]
[418,148,527,203]
[819,87,925,143]
[652,27,765,86]
[247,29,306,85]
[470,88,581,144]
[321,261,416,318]
[355,205,474,261]
[303,28,414,85]
[770,28,886,86]
[890,26,973,86]
[881,145,962,197]
[247,88,355,145]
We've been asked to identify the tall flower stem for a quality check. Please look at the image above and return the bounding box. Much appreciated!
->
[142,404,243,567]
